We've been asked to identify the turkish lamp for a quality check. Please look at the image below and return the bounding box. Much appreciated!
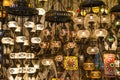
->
[74,13,83,24]
[115,20,120,30]
[41,59,53,66]
[1,37,11,45]
[36,22,44,31]
[79,54,85,63]
[1,30,11,45]
[24,18,35,30]
[16,36,26,44]
[77,29,90,39]
[31,37,41,44]
[95,28,108,38]
[86,12,97,23]
[105,34,116,48]
[101,13,108,24]
[90,71,101,79]
[8,18,18,30]
[87,46,99,55]
[36,8,46,15]
[3,0,13,6]
[92,7,100,13]
[83,58,95,70]
[55,55,63,62]
[101,7,109,14]
[80,9,87,16]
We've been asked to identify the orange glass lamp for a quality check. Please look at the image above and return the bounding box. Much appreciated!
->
[3,0,13,6]
[90,71,101,79]
[83,58,95,70]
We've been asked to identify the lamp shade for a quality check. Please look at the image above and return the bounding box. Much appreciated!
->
[90,71,101,79]
[83,62,95,70]
[36,8,46,15]
[36,23,44,30]
[3,0,13,6]
[24,21,35,29]
[77,29,90,39]
[8,21,18,29]
[87,46,99,54]
[95,29,108,38]
[41,59,53,66]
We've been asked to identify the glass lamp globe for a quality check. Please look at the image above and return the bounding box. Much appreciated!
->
[74,16,83,24]
[85,13,98,22]
[36,23,44,30]
[36,8,46,15]
[55,55,63,62]
[8,21,18,29]
[95,29,108,38]
[87,46,99,54]
[41,59,53,66]
[77,29,90,39]
[24,20,35,29]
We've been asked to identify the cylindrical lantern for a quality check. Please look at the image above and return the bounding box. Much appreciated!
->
[83,62,95,70]
[90,71,101,79]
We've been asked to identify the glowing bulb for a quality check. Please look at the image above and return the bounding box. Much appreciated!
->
[103,17,106,22]
[82,31,85,36]
[90,15,93,20]
[36,8,46,15]
[91,48,95,52]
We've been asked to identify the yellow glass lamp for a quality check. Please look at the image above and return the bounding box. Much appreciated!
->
[3,0,13,6]
[92,7,100,13]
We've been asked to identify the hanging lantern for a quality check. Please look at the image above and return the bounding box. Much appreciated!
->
[92,7,100,13]
[8,19,18,29]
[36,23,44,30]
[16,36,26,43]
[90,71,101,79]
[95,28,108,38]
[36,8,46,15]
[65,42,77,49]
[87,46,99,55]
[24,18,35,29]
[83,62,95,70]
[83,57,95,70]
[74,13,84,24]
[40,42,49,48]
[41,59,53,66]
[3,0,13,7]
[51,41,61,48]
[55,55,63,62]
[77,29,90,39]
